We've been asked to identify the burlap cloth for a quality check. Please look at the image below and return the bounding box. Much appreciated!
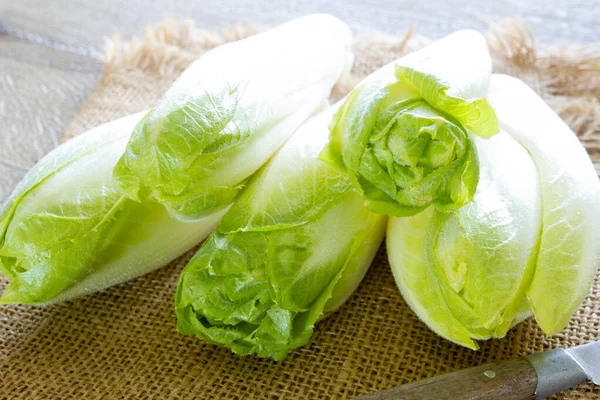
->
[1,18,600,399]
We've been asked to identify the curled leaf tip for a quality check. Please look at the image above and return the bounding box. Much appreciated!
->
[394,66,499,139]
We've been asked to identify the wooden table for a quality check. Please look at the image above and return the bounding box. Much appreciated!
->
[0,0,597,202]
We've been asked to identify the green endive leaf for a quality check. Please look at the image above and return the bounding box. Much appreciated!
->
[114,14,353,221]
[176,107,387,360]
[114,86,251,218]
[321,30,498,217]
[394,66,498,138]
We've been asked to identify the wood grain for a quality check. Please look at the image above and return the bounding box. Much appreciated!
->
[1,0,597,53]
[356,358,538,400]
[0,35,102,201]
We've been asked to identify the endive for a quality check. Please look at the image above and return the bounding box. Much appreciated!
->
[387,75,600,348]
[175,106,387,361]
[1,113,224,304]
[320,30,499,217]
[114,14,353,221]
[0,14,352,304]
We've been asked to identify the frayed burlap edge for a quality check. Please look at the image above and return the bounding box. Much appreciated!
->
[487,18,600,165]
[103,19,264,75]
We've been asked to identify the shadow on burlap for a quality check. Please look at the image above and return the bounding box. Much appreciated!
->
[1,18,599,400]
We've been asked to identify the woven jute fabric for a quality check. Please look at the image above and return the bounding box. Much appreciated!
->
[1,18,600,399]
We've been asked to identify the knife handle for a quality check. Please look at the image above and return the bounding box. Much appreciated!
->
[356,358,537,400]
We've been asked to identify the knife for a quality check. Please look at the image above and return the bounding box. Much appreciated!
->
[356,341,599,400]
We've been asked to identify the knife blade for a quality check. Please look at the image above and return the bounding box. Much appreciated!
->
[356,341,599,400]
[567,341,600,385]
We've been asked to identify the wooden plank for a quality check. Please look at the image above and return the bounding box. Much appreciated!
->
[0,36,102,201]
[0,0,597,56]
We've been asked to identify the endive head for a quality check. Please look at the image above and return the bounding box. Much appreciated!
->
[113,14,353,222]
[387,75,600,349]
[175,107,386,360]
[0,113,223,305]
[320,30,499,217]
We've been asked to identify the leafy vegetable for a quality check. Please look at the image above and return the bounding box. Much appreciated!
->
[175,106,387,360]
[387,74,600,348]
[114,14,353,221]
[0,113,225,304]
[320,30,499,217]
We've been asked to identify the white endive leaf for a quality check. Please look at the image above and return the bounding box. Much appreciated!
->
[487,74,600,334]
